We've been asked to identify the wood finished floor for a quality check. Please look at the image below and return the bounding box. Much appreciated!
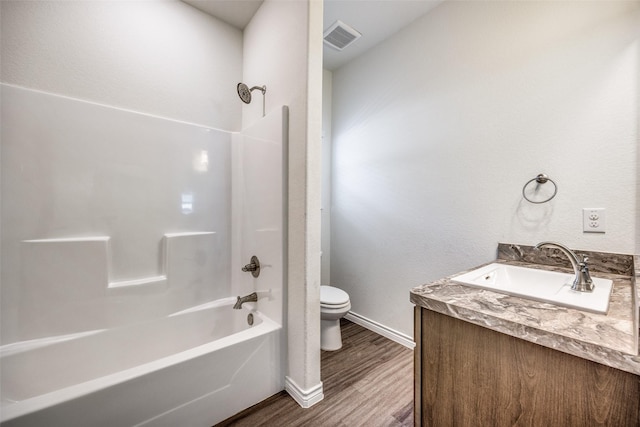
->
[216,319,414,427]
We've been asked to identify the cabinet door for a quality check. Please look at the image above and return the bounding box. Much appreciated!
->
[415,308,640,426]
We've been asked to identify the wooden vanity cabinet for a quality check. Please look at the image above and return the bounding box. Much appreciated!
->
[414,307,640,426]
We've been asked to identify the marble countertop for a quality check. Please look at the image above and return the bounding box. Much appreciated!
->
[410,243,640,376]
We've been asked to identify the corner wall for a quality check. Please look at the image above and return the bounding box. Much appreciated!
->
[321,70,333,285]
[331,0,640,338]
[243,0,324,407]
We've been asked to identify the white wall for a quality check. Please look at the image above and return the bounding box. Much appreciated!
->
[1,0,242,130]
[243,0,324,407]
[321,70,333,284]
[330,1,640,338]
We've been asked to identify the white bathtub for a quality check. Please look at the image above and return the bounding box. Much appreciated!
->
[0,298,283,426]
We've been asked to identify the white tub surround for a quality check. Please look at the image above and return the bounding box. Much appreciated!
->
[1,84,288,425]
[1,84,233,341]
[1,0,320,419]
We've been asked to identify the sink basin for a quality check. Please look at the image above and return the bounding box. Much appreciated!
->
[450,263,613,314]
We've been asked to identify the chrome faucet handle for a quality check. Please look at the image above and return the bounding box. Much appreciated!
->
[241,255,260,278]
[242,263,258,272]
[578,255,594,291]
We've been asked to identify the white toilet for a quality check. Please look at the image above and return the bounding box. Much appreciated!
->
[320,285,351,351]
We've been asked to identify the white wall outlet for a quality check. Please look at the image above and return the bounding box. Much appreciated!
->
[583,208,605,233]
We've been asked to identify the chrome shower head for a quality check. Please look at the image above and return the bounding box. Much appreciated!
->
[237,83,266,104]
[237,83,252,104]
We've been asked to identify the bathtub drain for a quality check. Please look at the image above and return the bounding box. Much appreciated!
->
[247,313,254,326]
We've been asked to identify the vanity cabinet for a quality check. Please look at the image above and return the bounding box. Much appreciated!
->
[413,307,640,426]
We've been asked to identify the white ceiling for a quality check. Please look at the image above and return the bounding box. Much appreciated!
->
[182,0,263,29]
[181,0,444,71]
[323,0,444,70]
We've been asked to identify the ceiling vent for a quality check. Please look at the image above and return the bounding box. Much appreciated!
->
[323,20,362,51]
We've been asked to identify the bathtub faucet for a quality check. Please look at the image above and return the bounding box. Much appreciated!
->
[241,255,261,278]
[233,292,258,309]
[534,241,594,292]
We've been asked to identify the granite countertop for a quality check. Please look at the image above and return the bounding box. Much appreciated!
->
[410,243,640,376]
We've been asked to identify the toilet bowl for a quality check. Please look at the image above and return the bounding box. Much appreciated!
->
[320,285,351,351]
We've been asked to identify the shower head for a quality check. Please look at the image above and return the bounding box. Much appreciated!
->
[237,83,266,104]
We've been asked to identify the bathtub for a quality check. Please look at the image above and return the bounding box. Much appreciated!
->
[0,298,283,426]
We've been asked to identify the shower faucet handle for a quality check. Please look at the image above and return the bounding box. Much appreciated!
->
[242,263,258,272]
[241,255,261,278]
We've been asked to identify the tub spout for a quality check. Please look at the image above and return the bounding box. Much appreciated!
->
[233,292,257,309]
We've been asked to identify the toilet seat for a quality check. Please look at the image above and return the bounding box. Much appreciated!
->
[321,301,350,311]
[321,286,350,306]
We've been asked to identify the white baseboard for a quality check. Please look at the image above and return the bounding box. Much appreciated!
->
[284,376,324,409]
[344,311,415,349]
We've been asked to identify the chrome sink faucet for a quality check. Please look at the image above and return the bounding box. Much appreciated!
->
[233,292,258,309]
[534,241,594,292]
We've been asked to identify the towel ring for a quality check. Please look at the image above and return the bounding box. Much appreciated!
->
[522,173,557,204]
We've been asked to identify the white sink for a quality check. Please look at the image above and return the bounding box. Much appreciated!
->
[450,263,613,314]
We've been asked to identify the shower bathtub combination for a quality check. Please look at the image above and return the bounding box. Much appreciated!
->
[0,84,288,426]
[1,301,281,426]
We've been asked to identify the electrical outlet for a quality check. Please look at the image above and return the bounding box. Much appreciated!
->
[583,208,605,233]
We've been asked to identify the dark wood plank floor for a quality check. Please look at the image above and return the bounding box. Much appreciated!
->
[216,319,414,427]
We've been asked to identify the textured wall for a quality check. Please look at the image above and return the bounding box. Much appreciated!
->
[331,1,640,337]
[321,70,333,285]
[243,0,324,405]
[0,0,242,130]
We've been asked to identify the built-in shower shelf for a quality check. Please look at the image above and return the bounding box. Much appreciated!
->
[22,236,110,243]
[19,231,219,336]
[164,231,216,238]
[20,232,218,323]
[108,275,168,289]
